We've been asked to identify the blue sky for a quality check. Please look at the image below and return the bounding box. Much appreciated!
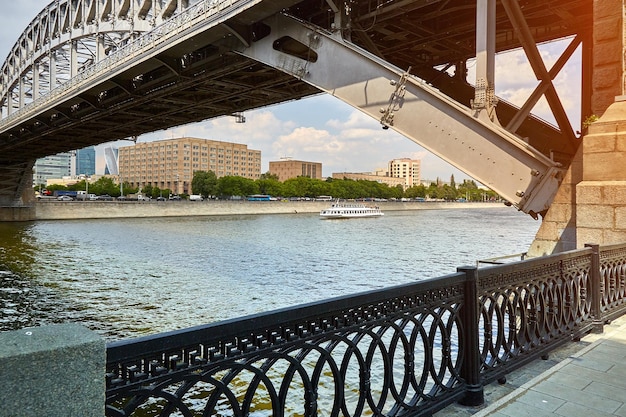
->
[1,1,581,181]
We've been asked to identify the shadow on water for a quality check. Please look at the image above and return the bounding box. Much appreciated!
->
[0,222,60,330]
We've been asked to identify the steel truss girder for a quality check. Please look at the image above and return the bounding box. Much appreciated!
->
[238,14,563,216]
[0,0,195,112]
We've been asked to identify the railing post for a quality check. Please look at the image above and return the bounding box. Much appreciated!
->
[585,243,604,334]
[457,266,484,406]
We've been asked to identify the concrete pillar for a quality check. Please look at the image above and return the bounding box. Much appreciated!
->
[0,324,105,417]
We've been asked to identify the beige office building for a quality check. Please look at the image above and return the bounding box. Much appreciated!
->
[332,172,406,188]
[269,159,322,181]
[119,137,261,195]
[388,158,421,188]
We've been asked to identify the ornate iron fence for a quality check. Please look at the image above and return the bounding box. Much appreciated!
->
[105,242,626,416]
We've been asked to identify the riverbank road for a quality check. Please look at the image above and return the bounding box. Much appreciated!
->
[438,314,626,417]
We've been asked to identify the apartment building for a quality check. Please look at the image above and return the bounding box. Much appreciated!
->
[119,137,261,195]
[269,159,322,182]
[388,158,421,188]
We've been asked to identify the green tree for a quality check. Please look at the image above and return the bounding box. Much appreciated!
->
[142,184,153,197]
[427,182,443,199]
[283,176,314,197]
[405,184,427,199]
[441,184,458,201]
[191,170,218,197]
[89,177,119,196]
[458,179,478,201]
[66,182,80,191]
[120,181,138,196]
[259,172,279,181]
[389,184,404,199]
[330,178,363,199]
[256,178,284,197]
[217,176,258,197]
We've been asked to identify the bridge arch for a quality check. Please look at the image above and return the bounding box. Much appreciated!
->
[0,0,200,117]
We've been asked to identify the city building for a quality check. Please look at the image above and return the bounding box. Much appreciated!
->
[44,174,105,188]
[33,152,72,186]
[104,146,119,175]
[388,158,421,188]
[75,146,96,176]
[332,172,406,188]
[118,137,262,195]
[269,158,322,182]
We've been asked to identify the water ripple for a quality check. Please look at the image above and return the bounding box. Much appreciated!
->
[0,208,539,340]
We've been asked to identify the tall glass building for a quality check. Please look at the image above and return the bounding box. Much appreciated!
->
[75,146,96,176]
[33,152,72,186]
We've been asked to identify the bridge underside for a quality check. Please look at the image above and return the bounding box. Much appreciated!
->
[0,0,591,212]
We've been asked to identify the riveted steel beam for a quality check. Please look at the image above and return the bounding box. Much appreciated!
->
[238,13,563,217]
[473,0,498,123]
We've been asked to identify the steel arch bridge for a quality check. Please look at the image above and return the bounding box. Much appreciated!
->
[1,1,185,111]
[0,0,591,218]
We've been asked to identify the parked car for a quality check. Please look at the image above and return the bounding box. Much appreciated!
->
[169,195,182,201]
[57,195,73,201]
[156,196,166,201]
[97,194,113,201]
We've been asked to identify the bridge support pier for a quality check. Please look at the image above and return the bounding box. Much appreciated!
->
[529,99,626,256]
[0,205,35,221]
[575,100,626,247]
[528,0,626,256]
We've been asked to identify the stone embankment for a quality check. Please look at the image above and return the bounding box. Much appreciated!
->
[30,200,506,220]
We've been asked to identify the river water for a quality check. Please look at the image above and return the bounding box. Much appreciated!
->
[0,206,540,341]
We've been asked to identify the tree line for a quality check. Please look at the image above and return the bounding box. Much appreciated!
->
[191,171,500,201]
[37,171,500,201]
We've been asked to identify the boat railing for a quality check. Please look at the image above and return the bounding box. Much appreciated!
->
[105,242,626,416]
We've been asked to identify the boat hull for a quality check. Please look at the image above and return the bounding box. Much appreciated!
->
[320,202,384,219]
[320,213,384,219]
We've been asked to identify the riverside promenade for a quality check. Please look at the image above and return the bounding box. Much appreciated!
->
[439,314,626,417]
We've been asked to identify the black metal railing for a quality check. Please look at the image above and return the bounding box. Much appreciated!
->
[105,242,626,417]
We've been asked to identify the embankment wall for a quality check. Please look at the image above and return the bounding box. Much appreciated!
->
[25,200,506,221]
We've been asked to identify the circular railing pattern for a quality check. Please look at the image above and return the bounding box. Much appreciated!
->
[477,252,592,379]
[600,244,626,317]
[106,293,465,416]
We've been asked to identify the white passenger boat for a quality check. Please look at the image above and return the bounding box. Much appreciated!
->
[320,201,384,219]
